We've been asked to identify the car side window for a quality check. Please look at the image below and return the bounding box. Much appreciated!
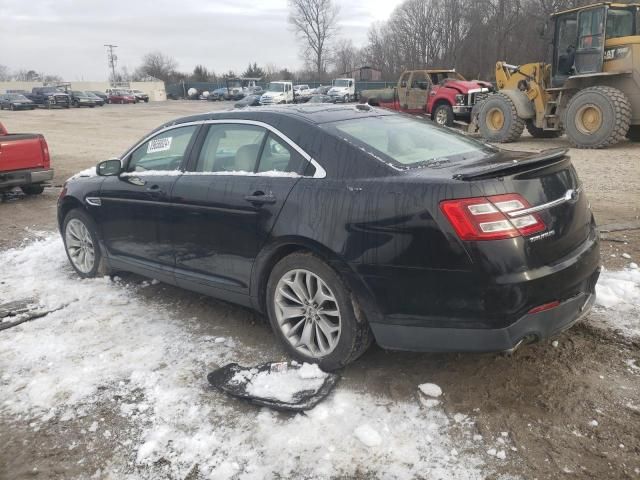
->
[127,125,198,173]
[257,133,307,174]
[196,124,266,173]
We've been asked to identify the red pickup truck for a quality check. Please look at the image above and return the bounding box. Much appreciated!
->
[0,121,53,195]
[360,70,494,127]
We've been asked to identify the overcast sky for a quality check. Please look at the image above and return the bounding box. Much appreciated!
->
[0,0,404,81]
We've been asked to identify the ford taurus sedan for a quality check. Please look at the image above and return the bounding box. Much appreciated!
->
[57,105,600,369]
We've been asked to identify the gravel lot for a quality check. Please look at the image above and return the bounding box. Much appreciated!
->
[1,102,639,480]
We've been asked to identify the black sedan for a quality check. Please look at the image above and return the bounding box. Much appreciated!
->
[0,93,36,110]
[57,105,600,369]
[85,91,105,106]
[69,91,96,108]
[234,94,261,108]
[90,91,109,102]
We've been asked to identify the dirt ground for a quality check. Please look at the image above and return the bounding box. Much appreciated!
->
[1,102,639,479]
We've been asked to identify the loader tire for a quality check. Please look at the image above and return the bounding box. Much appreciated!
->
[564,86,631,149]
[478,93,525,143]
[526,120,562,139]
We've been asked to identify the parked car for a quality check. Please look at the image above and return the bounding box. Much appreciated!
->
[0,121,53,195]
[57,104,600,370]
[0,93,36,110]
[208,88,229,101]
[85,91,105,106]
[234,94,262,108]
[307,94,335,104]
[90,91,109,102]
[313,86,332,95]
[293,84,314,102]
[247,86,264,96]
[130,89,149,103]
[68,91,96,108]
[107,91,136,104]
[25,87,70,109]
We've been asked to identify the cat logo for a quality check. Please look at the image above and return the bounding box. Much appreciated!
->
[604,46,630,61]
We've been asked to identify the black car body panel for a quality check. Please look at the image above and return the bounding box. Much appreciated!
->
[58,105,600,353]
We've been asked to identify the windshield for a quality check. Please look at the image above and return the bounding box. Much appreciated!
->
[323,115,496,168]
[606,8,636,39]
[72,91,86,96]
[267,82,285,92]
[8,94,28,100]
[334,79,349,87]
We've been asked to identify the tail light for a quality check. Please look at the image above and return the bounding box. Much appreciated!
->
[39,135,50,168]
[440,193,545,241]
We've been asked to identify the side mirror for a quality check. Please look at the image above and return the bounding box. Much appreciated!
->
[96,159,122,176]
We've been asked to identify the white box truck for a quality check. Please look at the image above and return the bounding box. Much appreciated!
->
[259,81,294,105]
[328,78,356,103]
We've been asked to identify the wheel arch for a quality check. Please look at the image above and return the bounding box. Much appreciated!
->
[57,196,85,231]
[430,98,453,117]
[251,236,383,325]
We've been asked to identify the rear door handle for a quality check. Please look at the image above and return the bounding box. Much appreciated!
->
[244,192,277,205]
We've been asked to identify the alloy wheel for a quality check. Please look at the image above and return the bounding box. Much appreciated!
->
[435,108,448,125]
[274,268,341,358]
[65,218,96,274]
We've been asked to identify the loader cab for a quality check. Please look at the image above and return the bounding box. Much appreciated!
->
[551,3,640,87]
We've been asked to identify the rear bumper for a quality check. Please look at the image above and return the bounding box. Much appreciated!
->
[371,281,597,352]
[0,168,54,189]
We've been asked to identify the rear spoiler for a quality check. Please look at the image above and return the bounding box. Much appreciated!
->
[453,148,568,180]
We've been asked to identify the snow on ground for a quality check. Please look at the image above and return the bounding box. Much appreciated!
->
[0,236,487,479]
[593,267,640,338]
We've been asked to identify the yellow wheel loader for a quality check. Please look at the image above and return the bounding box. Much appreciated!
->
[473,2,640,148]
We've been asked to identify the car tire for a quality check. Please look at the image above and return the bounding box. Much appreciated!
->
[62,208,110,279]
[478,93,525,143]
[266,252,373,370]
[564,86,631,149]
[20,184,44,195]
[433,104,455,127]
[144,99,149,103]
[343,94,349,103]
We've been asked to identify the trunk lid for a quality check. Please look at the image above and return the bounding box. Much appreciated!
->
[440,148,593,268]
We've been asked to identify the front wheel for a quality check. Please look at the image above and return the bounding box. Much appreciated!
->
[478,93,525,143]
[266,252,373,370]
[62,209,109,278]
[564,86,631,148]
[433,104,454,127]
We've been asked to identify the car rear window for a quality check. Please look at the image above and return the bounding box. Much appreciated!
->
[323,115,496,169]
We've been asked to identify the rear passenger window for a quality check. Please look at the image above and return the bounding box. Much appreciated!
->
[197,124,266,173]
[257,133,306,174]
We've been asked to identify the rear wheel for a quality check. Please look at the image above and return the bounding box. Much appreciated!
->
[20,184,44,195]
[433,103,454,127]
[478,93,525,143]
[526,120,562,138]
[62,209,109,278]
[266,252,373,370]
[564,86,631,148]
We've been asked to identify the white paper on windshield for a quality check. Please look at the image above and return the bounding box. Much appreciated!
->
[147,137,172,154]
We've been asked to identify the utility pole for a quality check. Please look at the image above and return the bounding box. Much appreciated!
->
[104,44,118,84]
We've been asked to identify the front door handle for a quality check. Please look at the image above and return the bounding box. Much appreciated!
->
[244,192,277,205]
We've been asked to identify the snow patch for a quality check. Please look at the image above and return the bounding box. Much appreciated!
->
[354,424,382,447]
[419,383,443,398]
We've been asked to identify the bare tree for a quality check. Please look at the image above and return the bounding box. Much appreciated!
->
[333,39,359,75]
[288,0,339,77]
[0,65,10,81]
[138,52,178,83]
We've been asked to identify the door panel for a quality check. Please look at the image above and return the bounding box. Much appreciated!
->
[575,6,607,74]
[170,124,304,295]
[406,71,431,112]
[98,125,199,270]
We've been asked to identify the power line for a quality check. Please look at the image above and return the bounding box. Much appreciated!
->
[104,44,118,83]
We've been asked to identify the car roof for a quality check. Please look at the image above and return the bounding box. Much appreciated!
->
[166,104,395,129]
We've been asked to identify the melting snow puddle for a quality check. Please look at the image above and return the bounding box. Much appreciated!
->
[0,236,488,479]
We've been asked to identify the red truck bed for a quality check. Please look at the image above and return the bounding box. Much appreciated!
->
[0,122,53,194]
